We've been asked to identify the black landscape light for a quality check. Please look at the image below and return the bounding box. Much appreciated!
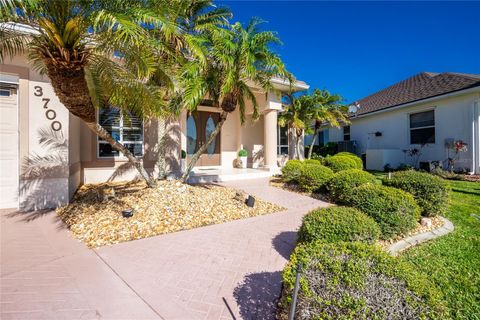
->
[122,209,134,218]
[245,195,255,208]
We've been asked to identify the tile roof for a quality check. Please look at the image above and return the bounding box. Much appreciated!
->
[355,72,480,116]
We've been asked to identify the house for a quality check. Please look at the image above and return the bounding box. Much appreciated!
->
[311,72,480,173]
[0,55,308,210]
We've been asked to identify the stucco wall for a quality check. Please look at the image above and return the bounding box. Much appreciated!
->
[240,114,265,166]
[327,91,479,171]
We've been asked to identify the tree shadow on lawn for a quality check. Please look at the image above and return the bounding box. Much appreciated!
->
[272,231,297,260]
[233,271,283,320]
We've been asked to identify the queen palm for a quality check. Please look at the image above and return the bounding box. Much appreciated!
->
[0,0,185,187]
[306,89,349,159]
[278,93,314,160]
[179,19,290,181]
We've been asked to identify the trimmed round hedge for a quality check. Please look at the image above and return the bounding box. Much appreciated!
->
[324,155,361,172]
[336,152,364,168]
[383,170,449,217]
[303,159,322,165]
[281,160,303,183]
[298,206,380,244]
[299,164,334,193]
[327,169,377,203]
[278,242,446,320]
[346,184,420,239]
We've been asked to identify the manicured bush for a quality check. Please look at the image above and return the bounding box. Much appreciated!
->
[346,184,420,239]
[281,160,303,183]
[298,206,380,244]
[327,169,376,203]
[336,152,364,168]
[383,170,449,217]
[303,159,321,165]
[298,164,334,193]
[324,155,361,172]
[278,242,446,320]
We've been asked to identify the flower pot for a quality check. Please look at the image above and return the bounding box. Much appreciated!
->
[181,159,186,172]
[240,156,248,168]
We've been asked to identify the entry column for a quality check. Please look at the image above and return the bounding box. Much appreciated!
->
[263,109,279,171]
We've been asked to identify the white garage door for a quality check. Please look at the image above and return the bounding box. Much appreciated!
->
[0,84,19,209]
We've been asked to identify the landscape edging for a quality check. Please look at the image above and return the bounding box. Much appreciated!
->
[387,217,454,256]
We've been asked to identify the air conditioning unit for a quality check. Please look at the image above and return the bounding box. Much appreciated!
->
[419,160,443,172]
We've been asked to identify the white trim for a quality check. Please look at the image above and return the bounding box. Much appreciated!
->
[354,86,480,119]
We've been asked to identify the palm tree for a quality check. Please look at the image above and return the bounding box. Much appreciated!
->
[306,89,349,159]
[0,0,183,187]
[179,18,290,181]
[278,93,314,160]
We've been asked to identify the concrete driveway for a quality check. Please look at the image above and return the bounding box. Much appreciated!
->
[1,178,327,319]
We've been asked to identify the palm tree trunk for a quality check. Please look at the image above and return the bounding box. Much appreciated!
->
[45,64,156,187]
[308,128,320,159]
[181,111,228,182]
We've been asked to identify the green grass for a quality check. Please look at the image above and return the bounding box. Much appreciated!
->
[400,180,480,319]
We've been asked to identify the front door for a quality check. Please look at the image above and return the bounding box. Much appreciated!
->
[186,111,221,166]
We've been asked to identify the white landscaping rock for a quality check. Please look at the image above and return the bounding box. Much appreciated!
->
[420,217,432,228]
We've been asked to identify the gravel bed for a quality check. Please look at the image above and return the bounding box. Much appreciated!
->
[57,180,284,248]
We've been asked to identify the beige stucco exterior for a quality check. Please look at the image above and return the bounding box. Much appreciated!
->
[0,56,308,210]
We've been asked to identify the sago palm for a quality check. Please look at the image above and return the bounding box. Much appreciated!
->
[0,0,182,187]
[179,18,290,181]
[306,89,349,159]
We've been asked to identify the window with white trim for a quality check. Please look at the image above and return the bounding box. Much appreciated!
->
[97,107,144,158]
[277,124,289,155]
[343,125,351,141]
[410,110,435,144]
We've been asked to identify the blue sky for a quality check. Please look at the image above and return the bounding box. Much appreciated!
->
[218,1,480,103]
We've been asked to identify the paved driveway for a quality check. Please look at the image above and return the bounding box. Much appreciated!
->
[1,178,327,319]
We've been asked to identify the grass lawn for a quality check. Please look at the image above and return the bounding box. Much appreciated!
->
[400,180,480,319]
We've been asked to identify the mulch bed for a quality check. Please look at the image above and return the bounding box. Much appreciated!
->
[57,180,284,248]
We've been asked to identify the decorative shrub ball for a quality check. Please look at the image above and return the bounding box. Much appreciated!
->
[346,184,420,239]
[298,206,380,244]
[278,242,446,320]
[383,170,449,217]
[323,155,361,172]
[336,152,364,168]
[327,169,377,203]
[281,160,303,183]
[299,164,334,193]
[303,159,322,165]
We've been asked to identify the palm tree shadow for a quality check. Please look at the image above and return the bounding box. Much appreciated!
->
[272,231,297,260]
[233,271,283,320]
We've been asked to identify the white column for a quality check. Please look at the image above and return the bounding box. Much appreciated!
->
[263,109,278,170]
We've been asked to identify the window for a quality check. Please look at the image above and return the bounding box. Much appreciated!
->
[410,110,435,144]
[343,126,351,141]
[97,107,143,158]
[277,124,289,155]
[0,89,11,97]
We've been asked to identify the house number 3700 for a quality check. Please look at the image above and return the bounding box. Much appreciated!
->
[33,85,62,131]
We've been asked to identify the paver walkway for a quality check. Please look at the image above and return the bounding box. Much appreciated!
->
[1,178,328,319]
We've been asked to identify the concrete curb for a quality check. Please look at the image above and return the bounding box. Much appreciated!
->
[387,217,454,256]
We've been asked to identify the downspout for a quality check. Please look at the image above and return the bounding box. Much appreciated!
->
[473,99,480,174]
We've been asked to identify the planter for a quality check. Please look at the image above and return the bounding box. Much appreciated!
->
[240,156,248,168]
[181,159,186,172]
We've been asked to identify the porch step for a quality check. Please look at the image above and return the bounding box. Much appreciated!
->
[187,168,276,184]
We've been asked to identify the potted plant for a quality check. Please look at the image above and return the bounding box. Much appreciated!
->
[238,149,248,168]
[181,150,187,172]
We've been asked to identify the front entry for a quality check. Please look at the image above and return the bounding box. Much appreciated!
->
[186,111,221,166]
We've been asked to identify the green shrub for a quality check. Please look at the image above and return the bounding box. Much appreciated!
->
[327,169,376,203]
[238,149,248,157]
[298,206,380,244]
[281,160,303,183]
[346,184,420,239]
[278,242,446,320]
[303,159,321,165]
[336,152,363,168]
[324,155,361,172]
[383,170,449,217]
[299,164,334,193]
